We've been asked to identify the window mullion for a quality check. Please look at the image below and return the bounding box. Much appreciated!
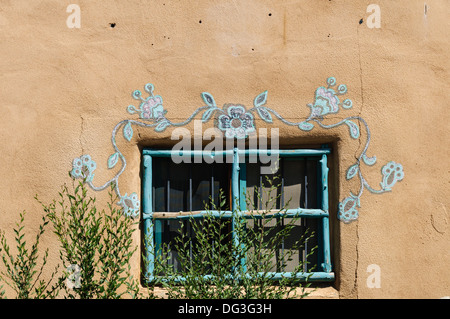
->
[231,147,245,275]
[142,155,154,279]
[320,154,332,273]
[303,157,308,272]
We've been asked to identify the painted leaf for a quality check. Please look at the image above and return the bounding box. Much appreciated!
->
[201,92,216,107]
[298,121,314,131]
[346,164,359,180]
[338,195,359,223]
[345,120,360,139]
[256,107,272,123]
[362,154,377,166]
[254,91,268,107]
[107,152,119,169]
[155,120,170,132]
[380,161,404,190]
[123,122,133,141]
[201,107,216,122]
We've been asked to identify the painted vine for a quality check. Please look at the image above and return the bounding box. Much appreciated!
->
[70,77,404,223]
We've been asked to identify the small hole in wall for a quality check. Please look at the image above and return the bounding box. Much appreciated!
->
[268,13,272,16]
[109,23,116,28]
[359,18,363,25]
[199,20,202,23]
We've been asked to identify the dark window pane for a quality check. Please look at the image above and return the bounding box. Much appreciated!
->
[245,157,320,210]
[246,217,318,272]
[153,158,230,212]
[156,217,233,275]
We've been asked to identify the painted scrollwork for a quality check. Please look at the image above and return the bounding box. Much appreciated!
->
[70,77,404,222]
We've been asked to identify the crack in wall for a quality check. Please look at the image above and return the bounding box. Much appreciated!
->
[356,25,364,161]
[351,222,360,298]
[351,25,364,299]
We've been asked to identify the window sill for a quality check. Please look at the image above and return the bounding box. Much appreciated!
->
[144,286,339,299]
[302,286,339,299]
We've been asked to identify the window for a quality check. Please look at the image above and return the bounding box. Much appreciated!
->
[142,147,334,282]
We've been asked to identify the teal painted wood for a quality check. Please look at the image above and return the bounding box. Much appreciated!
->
[232,148,240,212]
[154,211,233,219]
[239,208,328,218]
[316,156,324,270]
[142,155,153,278]
[145,271,334,284]
[142,146,334,282]
[143,149,234,157]
[231,148,241,272]
[143,148,330,157]
[153,208,327,220]
[238,148,331,156]
[320,154,332,273]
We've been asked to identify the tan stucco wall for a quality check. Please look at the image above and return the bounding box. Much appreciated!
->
[0,0,448,298]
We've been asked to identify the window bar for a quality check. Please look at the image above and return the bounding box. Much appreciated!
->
[188,220,192,268]
[258,173,263,247]
[281,157,285,208]
[239,163,247,212]
[211,163,215,261]
[152,183,155,213]
[142,155,154,279]
[259,175,263,210]
[231,148,241,273]
[302,158,308,271]
[239,162,247,272]
[211,164,215,207]
[165,178,171,266]
[189,165,193,212]
[320,154,332,273]
[189,165,192,267]
[167,179,170,212]
[280,158,285,271]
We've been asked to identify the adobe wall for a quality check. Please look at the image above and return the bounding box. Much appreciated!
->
[0,0,448,298]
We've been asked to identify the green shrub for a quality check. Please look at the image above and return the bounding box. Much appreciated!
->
[149,177,317,299]
[42,181,141,299]
[0,175,317,299]
[0,211,59,298]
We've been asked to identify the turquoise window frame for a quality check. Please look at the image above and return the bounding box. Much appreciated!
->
[142,147,334,283]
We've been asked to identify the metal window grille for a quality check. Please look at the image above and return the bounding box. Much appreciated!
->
[142,147,333,282]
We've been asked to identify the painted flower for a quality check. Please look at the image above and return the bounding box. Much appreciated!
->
[71,155,96,182]
[338,195,360,223]
[308,86,340,118]
[216,105,256,139]
[118,192,140,218]
[380,161,404,191]
[140,95,165,120]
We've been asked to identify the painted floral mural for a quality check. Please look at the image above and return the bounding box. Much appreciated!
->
[70,77,404,223]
